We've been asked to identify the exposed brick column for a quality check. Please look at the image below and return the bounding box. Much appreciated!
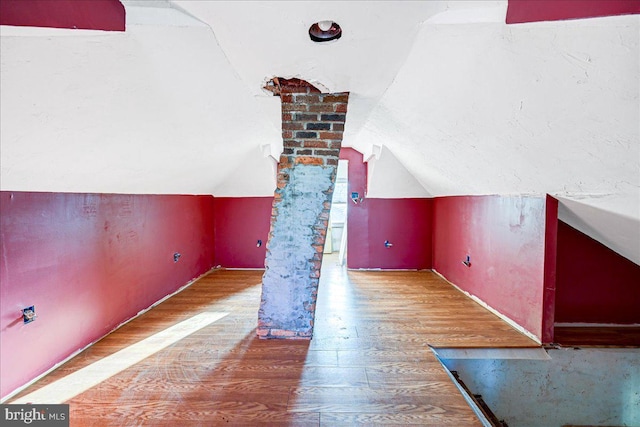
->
[258,78,349,339]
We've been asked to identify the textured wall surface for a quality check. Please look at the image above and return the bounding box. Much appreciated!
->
[433,195,547,341]
[258,79,348,339]
[213,197,272,268]
[0,191,215,399]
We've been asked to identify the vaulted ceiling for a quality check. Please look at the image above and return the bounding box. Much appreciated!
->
[0,1,638,262]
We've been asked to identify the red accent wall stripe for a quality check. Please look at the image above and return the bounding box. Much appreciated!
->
[0,191,214,399]
[213,197,272,269]
[555,220,640,324]
[433,195,547,340]
[542,195,559,343]
[506,0,640,24]
[0,0,125,32]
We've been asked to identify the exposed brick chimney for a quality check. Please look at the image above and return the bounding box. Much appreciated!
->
[258,78,349,339]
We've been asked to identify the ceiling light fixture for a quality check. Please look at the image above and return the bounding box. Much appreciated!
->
[309,20,342,42]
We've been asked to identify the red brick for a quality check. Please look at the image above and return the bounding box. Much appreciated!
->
[323,93,349,103]
[313,226,327,236]
[296,131,318,139]
[332,123,345,131]
[313,235,326,246]
[321,113,346,122]
[303,140,329,148]
[306,122,331,130]
[294,113,319,121]
[319,132,343,140]
[294,94,322,104]
[282,103,307,112]
[295,156,324,165]
[283,122,304,130]
[282,86,314,94]
[309,103,335,112]
[315,149,340,157]
[278,156,294,169]
[278,78,321,93]
[335,103,348,113]
[326,158,339,166]
[283,140,302,148]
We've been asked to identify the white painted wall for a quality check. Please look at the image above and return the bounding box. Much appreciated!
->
[0,5,279,196]
[355,14,638,203]
[173,0,449,148]
[366,145,430,198]
[354,13,639,261]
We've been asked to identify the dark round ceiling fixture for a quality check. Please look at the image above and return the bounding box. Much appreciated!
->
[309,21,342,43]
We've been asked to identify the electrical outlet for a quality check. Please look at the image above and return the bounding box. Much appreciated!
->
[463,255,471,267]
[22,306,36,324]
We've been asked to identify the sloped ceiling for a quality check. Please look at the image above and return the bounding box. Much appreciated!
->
[0,1,638,262]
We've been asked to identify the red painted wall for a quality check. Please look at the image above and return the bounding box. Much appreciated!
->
[542,195,558,343]
[506,0,640,24]
[365,198,433,270]
[555,220,640,324]
[432,195,547,340]
[213,197,272,269]
[339,148,432,270]
[0,191,215,399]
[0,0,125,32]
[340,148,369,269]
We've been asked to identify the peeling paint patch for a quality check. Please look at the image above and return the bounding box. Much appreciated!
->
[258,164,336,338]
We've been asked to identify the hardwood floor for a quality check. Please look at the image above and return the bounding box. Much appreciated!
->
[9,255,538,426]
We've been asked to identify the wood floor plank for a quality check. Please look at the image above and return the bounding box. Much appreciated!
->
[9,255,538,426]
[320,411,482,426]
[71,403,320,426]
[288,386,469,412]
